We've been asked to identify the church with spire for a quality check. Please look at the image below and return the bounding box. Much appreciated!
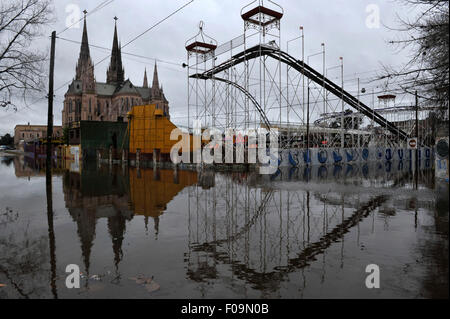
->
[62,14,169,128]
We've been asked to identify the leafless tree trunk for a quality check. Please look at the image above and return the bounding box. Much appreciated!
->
[0,0,53,111]
[380,0,449,115]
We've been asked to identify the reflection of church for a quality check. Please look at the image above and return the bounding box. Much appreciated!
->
[63,165,133,275]
[62,165,198,276]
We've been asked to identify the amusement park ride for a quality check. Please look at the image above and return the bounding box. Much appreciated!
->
[180,1,447,291]
[184,0,440,167]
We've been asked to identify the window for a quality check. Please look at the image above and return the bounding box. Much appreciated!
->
[89,98,92,113]
[22,133,24,138]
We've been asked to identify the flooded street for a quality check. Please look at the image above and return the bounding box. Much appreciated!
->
[0,154,448,299]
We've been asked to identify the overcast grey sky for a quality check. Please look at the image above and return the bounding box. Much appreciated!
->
[0,0,422,135]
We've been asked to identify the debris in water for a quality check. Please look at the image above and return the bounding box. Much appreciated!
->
[145,281,160,293]
[129,275,160,293]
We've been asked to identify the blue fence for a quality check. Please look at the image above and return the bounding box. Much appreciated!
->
[277,147,434,167]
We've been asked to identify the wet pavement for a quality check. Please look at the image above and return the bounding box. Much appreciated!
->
[0,154,448,299]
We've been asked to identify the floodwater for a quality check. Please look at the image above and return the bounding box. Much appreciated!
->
[0,153,448,299]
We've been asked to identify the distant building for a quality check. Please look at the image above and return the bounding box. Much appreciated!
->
[14,123,62,146]
[62,14,169,128]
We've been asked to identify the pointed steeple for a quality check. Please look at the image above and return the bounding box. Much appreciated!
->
[152,62,159,89]
[143,68,148,88]
[107,213,126,272]
[106,17,125,84]
[75,10,95,93]
[80,13,90,59]
[75,10,92,80]
[75,208,96,280]
[151,62,161,99]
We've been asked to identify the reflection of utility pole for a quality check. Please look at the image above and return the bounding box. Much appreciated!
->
[307,191,310,243]
[46,30,57,299]
[415,205,418,229]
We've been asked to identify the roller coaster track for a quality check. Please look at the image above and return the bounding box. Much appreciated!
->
[191,44,409,140]
[210,76,272,130]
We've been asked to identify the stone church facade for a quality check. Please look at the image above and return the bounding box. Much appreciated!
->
[62,16,169,128]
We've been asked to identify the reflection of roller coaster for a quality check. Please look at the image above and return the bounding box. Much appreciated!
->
[186,164,435,289]
[189,192,387,290]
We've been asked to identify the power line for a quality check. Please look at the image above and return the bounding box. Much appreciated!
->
[53,0,194,93]
[57,36,182,67]
[56,0,115,36]
[121,0,194,50]
[1,0,195,118]
[0,0,117,119]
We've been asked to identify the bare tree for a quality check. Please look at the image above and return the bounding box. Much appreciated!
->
[381,0,449,114]
[0,0,53,111]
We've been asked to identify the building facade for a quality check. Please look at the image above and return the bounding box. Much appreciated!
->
[14,124,63,146]
[62,15,169,128]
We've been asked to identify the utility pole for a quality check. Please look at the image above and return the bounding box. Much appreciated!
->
[46,31,56,163]
[415,90,419,190]
[46,30,57,299]
[415,90,419,146]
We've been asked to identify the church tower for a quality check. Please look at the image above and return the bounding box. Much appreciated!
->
[151,62,161,100]
[63,13,170,128]
[106,17,125,84]
[143,68,148,88]
[149,62,169,118]
[75,11,95,93]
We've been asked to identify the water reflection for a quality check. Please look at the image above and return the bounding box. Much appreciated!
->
[0,154,448,298]
[63,166,130,278]
[129,167,197,236]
